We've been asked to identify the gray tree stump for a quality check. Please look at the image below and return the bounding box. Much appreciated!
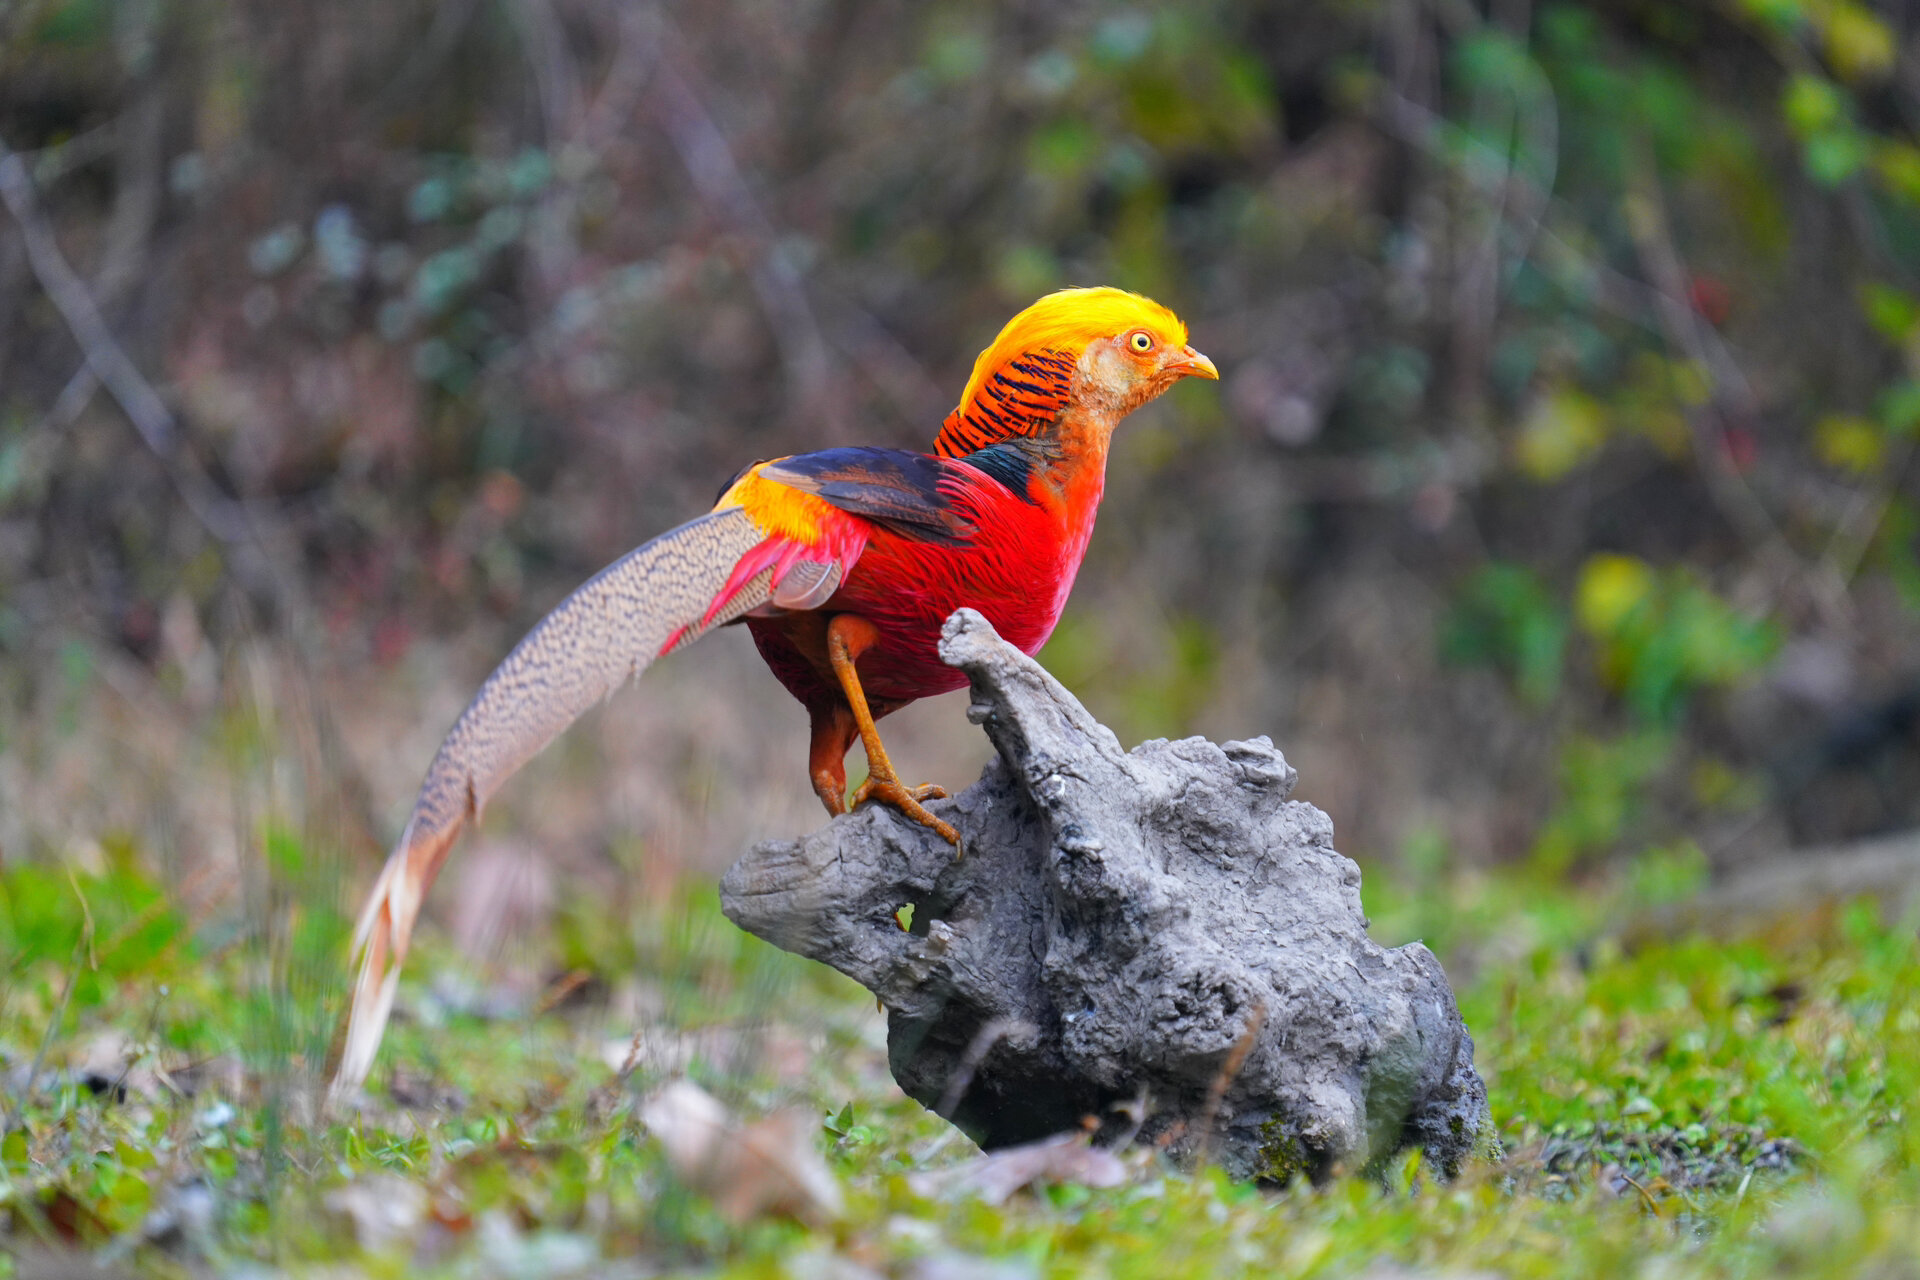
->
[720,609,1493,1181]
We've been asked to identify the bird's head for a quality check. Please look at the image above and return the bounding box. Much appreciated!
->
[937,287,1217,457]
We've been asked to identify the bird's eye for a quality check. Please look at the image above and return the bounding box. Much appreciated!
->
[1128,331,1154,353]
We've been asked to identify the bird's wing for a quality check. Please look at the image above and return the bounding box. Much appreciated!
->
[331,497,867,1100]
[756,447,979,545]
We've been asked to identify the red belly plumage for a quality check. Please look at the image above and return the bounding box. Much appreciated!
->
[745,473,1098,711]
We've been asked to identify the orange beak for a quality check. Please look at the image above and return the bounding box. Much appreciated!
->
[1173,345,1219,381]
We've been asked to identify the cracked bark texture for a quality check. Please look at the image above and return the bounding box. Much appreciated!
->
[720,609,1492,1181]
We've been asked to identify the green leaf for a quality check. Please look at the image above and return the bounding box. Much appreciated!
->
[1028,119,1097,176]
[1516,388,1609,481]
[1816,414,1886,474]
[0,862,186,1010]
[1530,731,1673,871]
[1735,0,1810,31]
[1860,283,1919,343]
[1822,1,1897,82]
[1873,140,1920,205]
[33,0,110,48]
[1576,554,1655,638]
[1439,564,1568,706]
[1454,30,1534,97]
[1782,74,1845,136]
[1805,127,1872,186]
[1877,380,1920,437]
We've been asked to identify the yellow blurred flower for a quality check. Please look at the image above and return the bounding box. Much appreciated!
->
[1576,553,1654,637]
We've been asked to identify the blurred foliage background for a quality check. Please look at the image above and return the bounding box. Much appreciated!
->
[4,0,1920,903]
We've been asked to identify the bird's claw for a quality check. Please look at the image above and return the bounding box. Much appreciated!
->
[852,775,960,848]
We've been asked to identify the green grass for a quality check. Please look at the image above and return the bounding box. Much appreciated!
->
[3,850,1918,1277]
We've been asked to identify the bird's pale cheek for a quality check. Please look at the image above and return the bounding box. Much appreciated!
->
[1118,377,1170,415]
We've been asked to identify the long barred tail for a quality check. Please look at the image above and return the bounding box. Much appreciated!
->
[328,506,773,1100]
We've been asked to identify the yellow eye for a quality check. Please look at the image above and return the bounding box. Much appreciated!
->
[1128,330,1154,353]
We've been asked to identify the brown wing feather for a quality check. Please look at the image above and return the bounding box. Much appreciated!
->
[329,506,771,1100]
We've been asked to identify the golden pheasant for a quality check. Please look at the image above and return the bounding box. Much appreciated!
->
[332,287,1217,1096]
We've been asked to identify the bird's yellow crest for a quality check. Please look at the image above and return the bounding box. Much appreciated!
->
[954,287,1188,419]
[935,287,1190,457]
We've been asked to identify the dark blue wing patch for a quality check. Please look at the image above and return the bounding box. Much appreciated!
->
[958,441,1044,503]
[758,447,977,545]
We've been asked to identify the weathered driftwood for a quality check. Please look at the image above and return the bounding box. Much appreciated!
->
[720,609,1492,1181]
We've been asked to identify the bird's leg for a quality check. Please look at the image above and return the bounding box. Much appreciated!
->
[807,702,858,817]
[827,614,960,847]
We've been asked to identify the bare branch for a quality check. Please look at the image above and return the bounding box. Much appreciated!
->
[0,134,380,852]
[577,3,657,152]
[0,144,180,458]
[648,15,847,439]
[507,0,584,147]
[1375,85,1847,626]
[29,364,99,438]
[1621,157,1851,628]
[0,138,268,550]
[18,118,120,190]
[374,0,482,117]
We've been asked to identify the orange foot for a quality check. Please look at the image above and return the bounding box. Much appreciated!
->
[852,775,957,846]
[828,614,962,851]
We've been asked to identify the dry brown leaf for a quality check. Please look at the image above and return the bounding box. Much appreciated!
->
[324,1173,427,1253]
[72,1031,163,1103]
[907,1132,1128,1206]
[639,1079,843,1224]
